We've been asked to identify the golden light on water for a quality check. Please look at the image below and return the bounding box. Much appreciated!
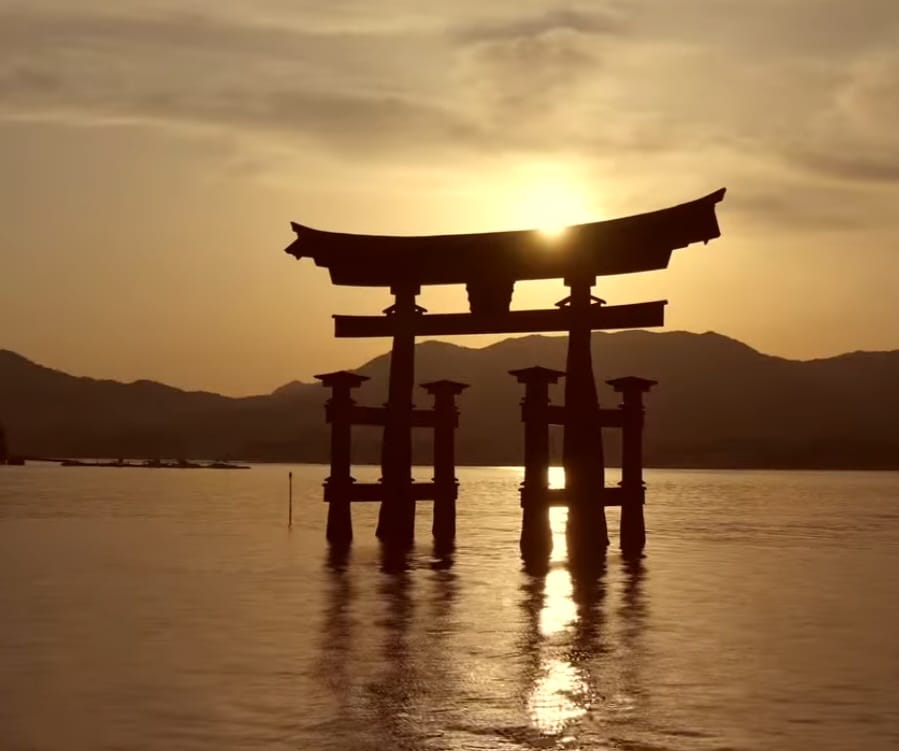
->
[539,566,575,636]
[527,497,595,735]
[527,659,590,734]
[548,465,566,490]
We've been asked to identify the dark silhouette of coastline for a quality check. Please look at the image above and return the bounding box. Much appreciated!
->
[0,420,24,465]
[57,458,249,469]
[2,333,898,470]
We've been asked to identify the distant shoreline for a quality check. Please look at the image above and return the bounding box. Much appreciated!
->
[8,458,896,472]
[5,332,897,474]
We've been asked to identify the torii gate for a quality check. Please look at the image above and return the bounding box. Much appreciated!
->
[284,188,726,557]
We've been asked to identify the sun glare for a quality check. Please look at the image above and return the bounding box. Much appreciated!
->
[511,165,597,241]
[538,223,568,239]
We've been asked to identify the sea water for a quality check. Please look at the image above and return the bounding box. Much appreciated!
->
[1,465,897,750]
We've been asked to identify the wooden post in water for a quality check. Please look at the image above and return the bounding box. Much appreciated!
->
[511,367,565,560]
[607,377,657,556]
[288,471,293,528]
[315,370,369,546]
[421,380,469,545]
[377,284,421,547]
[561,275,609,558]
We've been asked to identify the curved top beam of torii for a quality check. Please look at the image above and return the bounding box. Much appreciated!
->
[285,188,726,288]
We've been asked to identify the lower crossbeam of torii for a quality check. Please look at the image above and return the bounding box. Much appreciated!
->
[283,188,726,562]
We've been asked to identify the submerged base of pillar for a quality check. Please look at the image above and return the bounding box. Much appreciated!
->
[619,494,646,557]
[432,537,455,561]
[326,543,352,571]
[326,502,353,546]
[520,503,553,560]
[432,492,457,545]
[566,501,609,566]
[376,484,416,548]
[325,480,353,546]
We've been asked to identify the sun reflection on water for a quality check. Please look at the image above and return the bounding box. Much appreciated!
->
[539,567,575,636]
[549,505,568,563]
[548,465,566,490]
[527,658,590,734]
[525,502,598,737]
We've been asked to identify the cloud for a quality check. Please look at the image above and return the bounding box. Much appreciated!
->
[773,50,899,185]
[447,6,639,155]
[1,0,898,197]
[727,187,873,231]
[455,6,626,43]
[0,4,636,159]
[457,28,601,117]
[788,152,899,185]
[0,7,480,155]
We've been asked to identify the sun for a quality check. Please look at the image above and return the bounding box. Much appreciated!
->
[538,222,569,240]
[511,166,597,240]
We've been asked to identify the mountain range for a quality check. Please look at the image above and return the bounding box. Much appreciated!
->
[2,331,898,469]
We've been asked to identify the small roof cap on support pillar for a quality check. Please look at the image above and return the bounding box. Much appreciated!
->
[314,370,370,388]
[606,376,658,393]
[420,380,469,395]
[509,366,566,384]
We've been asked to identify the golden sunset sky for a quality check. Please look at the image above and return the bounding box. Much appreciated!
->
[1,1,898,394]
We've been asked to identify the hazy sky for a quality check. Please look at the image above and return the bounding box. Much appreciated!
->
[1,1,898,395]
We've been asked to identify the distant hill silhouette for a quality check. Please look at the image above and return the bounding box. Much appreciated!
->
[2,331,898,469]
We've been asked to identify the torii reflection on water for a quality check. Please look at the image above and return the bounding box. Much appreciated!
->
[314,544,459,751]
[313,519,647,749]
[520,504,649,743]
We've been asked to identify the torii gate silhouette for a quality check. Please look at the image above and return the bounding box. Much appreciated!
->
[284,188,726,561]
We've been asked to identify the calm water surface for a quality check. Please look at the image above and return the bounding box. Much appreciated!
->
[1,465,898,750]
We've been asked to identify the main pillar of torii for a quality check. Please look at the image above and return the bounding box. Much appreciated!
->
[561,273,609,556]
